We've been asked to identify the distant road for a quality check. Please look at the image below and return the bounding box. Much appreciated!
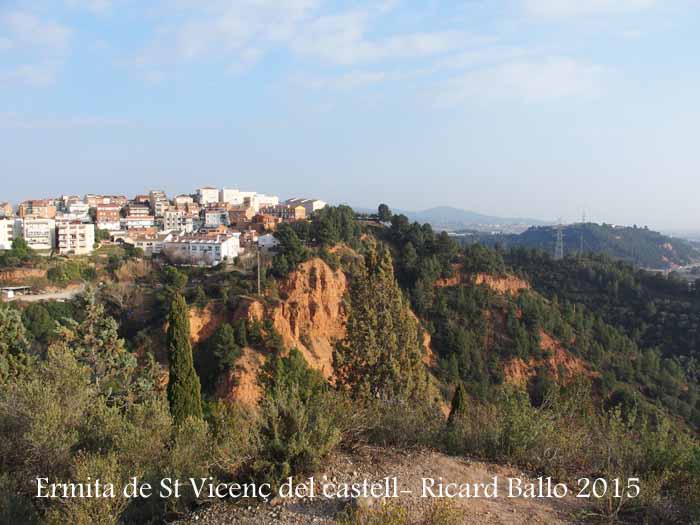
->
[10,283,86,303]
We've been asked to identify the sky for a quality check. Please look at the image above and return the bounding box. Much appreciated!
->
[1,0,699,230]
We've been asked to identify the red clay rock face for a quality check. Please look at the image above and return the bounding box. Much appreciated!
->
[503,330,597,387]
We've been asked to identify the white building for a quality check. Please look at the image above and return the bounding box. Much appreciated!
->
[257,233,279,251]
[204,208,230,227]
[121,215,156,230]
[174,194,194,207]
[196,187,220,206]
[148,190,169,217]
[284,198,327,216]
[67,201,90,218]
[57,221,95,255]
[124,231,174,256]
[219,188,279,211]
[22,218,56,251]
[163,208,195,233]
[163,233,240,266]
[0,218,20,250]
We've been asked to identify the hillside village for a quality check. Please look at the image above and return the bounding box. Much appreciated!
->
[0,188,326,267]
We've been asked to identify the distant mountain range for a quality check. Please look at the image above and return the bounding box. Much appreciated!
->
[461,223,700,270]
[354,205,549,232]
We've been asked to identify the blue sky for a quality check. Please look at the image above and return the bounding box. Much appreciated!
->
[1,0,699,230]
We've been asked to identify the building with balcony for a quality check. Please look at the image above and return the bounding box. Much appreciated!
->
[57,221,95,255]
[22,218,56,251]
[163,233,240,266]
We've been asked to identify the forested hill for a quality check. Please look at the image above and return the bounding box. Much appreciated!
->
[464,223,699,270]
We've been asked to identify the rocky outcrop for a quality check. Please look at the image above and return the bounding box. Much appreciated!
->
[188,302,226,345]
[434,265,530,297]
[472,273,529,295]
[235,258,348,380]
[503,330,596,386]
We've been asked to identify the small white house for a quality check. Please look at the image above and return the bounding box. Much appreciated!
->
[257,233,279,251]
[163,233,240,266]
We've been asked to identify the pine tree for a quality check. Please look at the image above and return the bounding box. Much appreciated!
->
[447,383,467,426]
[334,243,427,401]
[166,293,202,423]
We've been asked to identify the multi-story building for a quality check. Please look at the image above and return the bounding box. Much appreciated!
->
[126,204,151,217]
[22,218,56,251]
[204,208,230,228]
[220,188,241,205]
[284,198,327,216]
[260,204,306,221]
[67,201,90,218]
[228,206,256,226]
[163,233,240,266]
[0,218,20,250]
[57,221,95,255]
[18,199,57,219]
[0,202,13,218]
[196,187,220,206]
[173,194,195,208]
[95,204,122,230]
[121,215,155,230]
[58,195,82,212]
[124,231,174,256]
[163,208,195,233]
[132,194,150,206]
[85,194,128,208]
[148,190,169,217]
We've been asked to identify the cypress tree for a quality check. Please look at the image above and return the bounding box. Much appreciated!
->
[334,242,427,401]
[447,383,467,426]
[166,293,202,423]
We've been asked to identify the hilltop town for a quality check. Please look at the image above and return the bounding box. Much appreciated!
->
[0,188,326,266]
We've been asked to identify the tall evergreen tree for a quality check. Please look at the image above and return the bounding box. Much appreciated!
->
[447,383,467,426]
[166,293,202,423]
[334,243,427,401]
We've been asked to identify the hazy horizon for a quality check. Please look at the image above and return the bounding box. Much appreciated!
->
[2,0,699,230]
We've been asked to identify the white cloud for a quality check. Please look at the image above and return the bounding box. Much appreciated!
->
[0,11,71,52]
[439,58,606,105]
[0,62,60,87]
[133,1,468,75]
[0,11,71,87]
[524,0,656,18]
[290,11,467,65]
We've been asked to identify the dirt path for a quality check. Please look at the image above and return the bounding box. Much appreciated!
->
[9,283,85,302]
[176,447,584,524]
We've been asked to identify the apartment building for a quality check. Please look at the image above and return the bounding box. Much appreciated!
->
[22,218,56,251]
[126,204,151,217]
[95,204,122,230]
[260,204,306,221]
[284,198,327,216]
[0,218,19,250]
[18,199,57,219]
[85,194,128,208]
[163,208,195,233]
[204,208,230,228]
[163,233,240,266]
[228,206,256,226]
[174,194,195,208]
[124,231,174,256]
[57,221,95,255]
[67,201,90,218]
[148,190,169,217]
[121,215,155,230]
[196,187,220,206]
